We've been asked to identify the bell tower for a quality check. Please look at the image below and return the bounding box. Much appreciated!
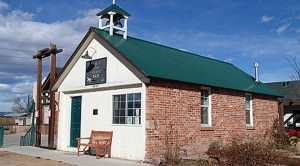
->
[96,0,130,39]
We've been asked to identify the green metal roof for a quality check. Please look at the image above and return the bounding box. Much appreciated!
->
[267,81,299,99]
[96,4,130,17]
[92,27,281,97]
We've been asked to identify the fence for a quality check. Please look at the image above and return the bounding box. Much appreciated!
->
[20,126,35,146]
[0,126,3,147]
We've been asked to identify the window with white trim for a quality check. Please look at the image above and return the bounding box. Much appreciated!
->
[113,93,141,125]
[201,89,211,126]
[245,94,253,126]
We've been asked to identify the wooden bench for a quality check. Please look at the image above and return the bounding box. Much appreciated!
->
[76,130,113,159]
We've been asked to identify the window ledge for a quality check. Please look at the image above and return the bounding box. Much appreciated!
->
[246,126,255,130]
[200,126,214,131]
[111,124,142,127]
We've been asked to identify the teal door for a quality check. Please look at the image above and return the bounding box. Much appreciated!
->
[70,96,82,147]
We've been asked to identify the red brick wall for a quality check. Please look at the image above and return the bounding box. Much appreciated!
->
[145,79,278,161]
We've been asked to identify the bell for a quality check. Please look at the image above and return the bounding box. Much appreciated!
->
[105,15,124,27]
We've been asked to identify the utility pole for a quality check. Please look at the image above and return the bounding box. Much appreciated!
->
[33,44,62,148]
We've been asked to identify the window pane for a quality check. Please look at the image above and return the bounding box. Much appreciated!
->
[201,107,208,124]
[246,95,251,102]
[201,89,208,98]
[128,109,134,116]
[120,95,126,101]
[113,109,119,116]
[126,117,133,124]
[113,117,119,124]
[119,109,125,116]
[134,93,141,101]
[120,101,126,109]
[113,95,119,102]
[246,101,250,109]
[201,97,209,106]
[246,109,250,124]
[120,117,125,124]
[128,101,134,109]
[134,109,141,116]
[135,102,141,109]
[127,94,133,101]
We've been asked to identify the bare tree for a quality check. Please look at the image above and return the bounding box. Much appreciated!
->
[11,96,27,113]
[286,56,300,81]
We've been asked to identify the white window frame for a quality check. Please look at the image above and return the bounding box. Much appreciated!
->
[245,93,253,127]
[201,88,212,127]
[112,93,142,126]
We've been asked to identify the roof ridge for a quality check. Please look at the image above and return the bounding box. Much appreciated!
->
[92,27,233,66]
[266,80,300,84]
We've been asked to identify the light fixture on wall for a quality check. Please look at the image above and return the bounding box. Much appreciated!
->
[81,47,97,59]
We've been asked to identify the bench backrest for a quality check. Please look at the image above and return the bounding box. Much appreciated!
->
[89,130,113,145]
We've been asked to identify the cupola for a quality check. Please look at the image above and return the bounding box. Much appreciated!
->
[96,0,130,39]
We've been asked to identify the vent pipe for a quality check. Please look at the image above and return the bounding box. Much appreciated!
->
[254,62,259,82]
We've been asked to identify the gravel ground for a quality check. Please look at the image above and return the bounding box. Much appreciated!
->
[0,151,75,166]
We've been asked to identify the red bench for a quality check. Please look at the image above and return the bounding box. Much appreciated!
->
[77,130,113,159]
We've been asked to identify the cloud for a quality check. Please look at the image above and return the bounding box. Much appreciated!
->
[260,15,275,23]
[224,57,233,63]
[276,23,291,34]
[11,82,33,94]
[296,28,300,33]
[0,0,8,11]
[0,8,98,86]
[0,7,101,112]
[0,83,10,92]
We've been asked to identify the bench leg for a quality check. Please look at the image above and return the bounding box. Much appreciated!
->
[77,141,80,156]
[96,147,99,159]
[108,145,111,158]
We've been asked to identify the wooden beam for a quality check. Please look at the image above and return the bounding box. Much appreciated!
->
[35,53,42,147]
[48,43,57,148]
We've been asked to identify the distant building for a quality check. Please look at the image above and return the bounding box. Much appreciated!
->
[267,81,300,128]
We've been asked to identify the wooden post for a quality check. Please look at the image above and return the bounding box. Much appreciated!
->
[278,101,284,130]
[35,52,42,147]
[33,45,62,148]
[48,43,56,148]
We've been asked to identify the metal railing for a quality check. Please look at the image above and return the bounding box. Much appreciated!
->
[0,126,3,147]
[20,126,35,146]
[20,100,35,146]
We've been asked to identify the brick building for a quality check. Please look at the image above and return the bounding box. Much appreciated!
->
[50,2,280,162]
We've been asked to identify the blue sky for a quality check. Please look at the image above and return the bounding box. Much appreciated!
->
[0,0,299,112]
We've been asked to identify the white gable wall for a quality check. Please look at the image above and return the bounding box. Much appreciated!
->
[56,38,146,160]
[59,39,141,91]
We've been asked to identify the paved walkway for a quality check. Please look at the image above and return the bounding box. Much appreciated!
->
[1,133,152,166]
[0,146,152,166]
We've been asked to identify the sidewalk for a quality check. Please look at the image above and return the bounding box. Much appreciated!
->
[0,146,153,166]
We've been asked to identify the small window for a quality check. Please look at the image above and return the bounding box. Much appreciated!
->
[113,93,141,125]
[93,109,98,115]
[246,94,253,126]
[201,89,211,126]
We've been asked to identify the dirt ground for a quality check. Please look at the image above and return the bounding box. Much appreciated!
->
[0,151,75,166]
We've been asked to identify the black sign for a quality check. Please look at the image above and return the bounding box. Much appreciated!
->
[85,58,107,85]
